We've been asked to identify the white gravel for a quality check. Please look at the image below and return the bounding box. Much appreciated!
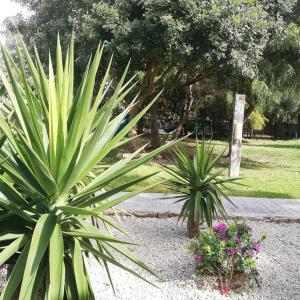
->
[87,217,300,300]
[0,218,299,299]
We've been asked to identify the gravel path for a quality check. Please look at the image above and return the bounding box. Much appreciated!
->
[88,217,300,300]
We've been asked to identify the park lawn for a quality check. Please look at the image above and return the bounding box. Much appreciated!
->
[109,138,300,199]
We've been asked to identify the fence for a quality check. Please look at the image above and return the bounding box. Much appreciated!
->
[182,119,300,140]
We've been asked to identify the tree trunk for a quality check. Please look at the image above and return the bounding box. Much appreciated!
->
[173,85,194,138]
[137,118,145,134]
[149,104,161,148]
[129,59,164,151]
[128,103,145,151]
[174,119,185,139]
[297,113,300,139]
[187,216,199,238]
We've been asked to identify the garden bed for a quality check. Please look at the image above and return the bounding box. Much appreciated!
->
[0,218,299,299]
[86,217,300,300]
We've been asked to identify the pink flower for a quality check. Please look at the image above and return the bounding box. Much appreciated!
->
[235,236,242,243]
[247,249,255,257]
[227,248,235,256]
[221,286,231,295]
[253,241,260,252]
[194,253,202,263]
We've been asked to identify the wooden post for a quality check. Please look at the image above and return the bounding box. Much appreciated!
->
[229,94,245,178]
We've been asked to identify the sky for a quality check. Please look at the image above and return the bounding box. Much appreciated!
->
[0,0,29,43]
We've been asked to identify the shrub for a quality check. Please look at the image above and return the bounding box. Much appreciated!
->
[188,222,266,294]
[165,139,238,237]
[0,35,179,299]
[247,108,268,131]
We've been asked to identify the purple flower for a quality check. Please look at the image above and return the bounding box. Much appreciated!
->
[227,248,235,256]
[194,253,202,263]
[213,223,227,233]
[237,248,243,255]
[235,236,242,243]
[253,241,260,252]
[247,249,255,257]
[217,234,228,242]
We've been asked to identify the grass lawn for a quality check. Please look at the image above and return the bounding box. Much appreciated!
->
[108,138,300,199]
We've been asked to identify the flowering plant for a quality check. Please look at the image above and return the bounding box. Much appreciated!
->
[188,222,266,294]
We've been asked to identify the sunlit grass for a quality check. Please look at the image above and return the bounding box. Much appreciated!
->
[109,138,300,199]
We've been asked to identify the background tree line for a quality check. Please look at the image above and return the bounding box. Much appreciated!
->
[5,0,300,148]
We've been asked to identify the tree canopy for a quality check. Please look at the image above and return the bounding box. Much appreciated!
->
[5,0,300,146]
[9,0,295,77]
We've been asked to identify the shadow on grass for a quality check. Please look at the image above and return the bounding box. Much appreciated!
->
[216,156,271,170]
[240,157,271,170]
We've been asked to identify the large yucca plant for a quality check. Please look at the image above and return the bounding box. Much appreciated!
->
[165,140,238,238]
[0,35,179,299]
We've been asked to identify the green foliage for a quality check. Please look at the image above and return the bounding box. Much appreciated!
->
[0,85,5,97]
[8,0,295,78]
[188,222,266,292]
[6,1,298,137]
[164,140,237,229]
[258,20,300,123]
[247,108,268,131]
[0,35,178,299]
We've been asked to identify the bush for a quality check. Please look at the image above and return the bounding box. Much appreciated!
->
[165,139,238,238]
[0,35,179,299]
[247,108,268,131]
[188,222,266,294]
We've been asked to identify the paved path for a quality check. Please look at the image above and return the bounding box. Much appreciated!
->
[116,193,300,219]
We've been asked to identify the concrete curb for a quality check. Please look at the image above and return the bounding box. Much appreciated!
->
[104,209,300,223]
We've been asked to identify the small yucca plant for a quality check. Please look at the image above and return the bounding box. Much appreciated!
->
[165,140,238,238]
[0,35,179,299]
